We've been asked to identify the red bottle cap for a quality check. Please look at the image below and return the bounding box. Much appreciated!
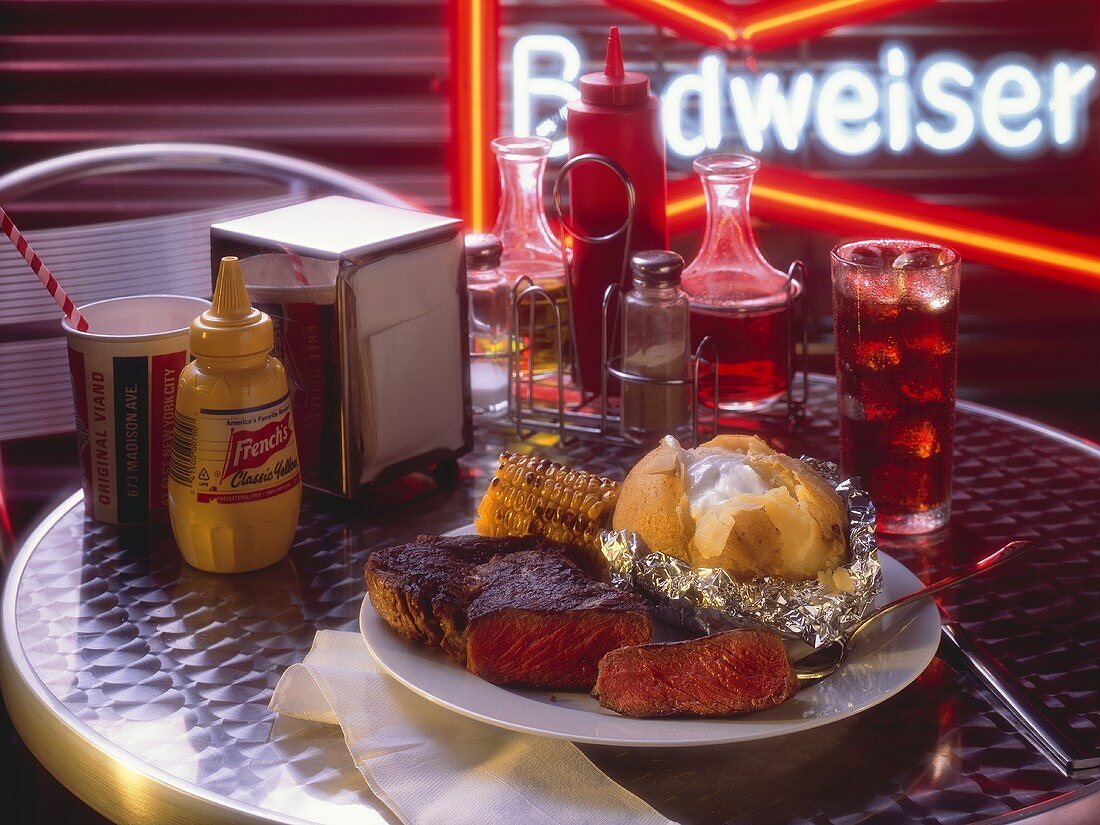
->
[579,27,650,107]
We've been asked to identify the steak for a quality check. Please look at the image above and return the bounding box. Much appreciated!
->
[365,534,539,661]
[364,535,651,689]
[593,629,798,717]
[465,550,652,689]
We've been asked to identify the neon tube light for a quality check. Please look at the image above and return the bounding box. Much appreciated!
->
[602,0,938,49]
[516,38,1096,159]
[449,0,499,232]
[668,171,1100,290]
[605,0,737,47]
[741,1,935,50]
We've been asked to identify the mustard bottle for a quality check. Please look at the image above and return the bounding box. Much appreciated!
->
[169,256,302,573]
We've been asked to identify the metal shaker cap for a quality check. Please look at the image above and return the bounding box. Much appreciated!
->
[464,233,503,270]
[630,250,684,288]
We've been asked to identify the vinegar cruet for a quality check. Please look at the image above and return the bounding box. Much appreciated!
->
[680,154,800,411]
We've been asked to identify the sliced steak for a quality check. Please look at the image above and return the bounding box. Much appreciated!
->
[464,550,652,689]
[365,535,542,661]
[593,629,798,717]
[364,535,650,688]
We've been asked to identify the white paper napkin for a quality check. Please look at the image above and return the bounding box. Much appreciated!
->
[269,630,675,825]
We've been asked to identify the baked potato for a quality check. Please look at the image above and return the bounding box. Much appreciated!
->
[612,435,848,580]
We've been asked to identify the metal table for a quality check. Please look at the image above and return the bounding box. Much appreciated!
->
[3,376,1099,825]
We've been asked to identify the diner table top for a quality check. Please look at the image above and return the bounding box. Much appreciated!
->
[2,374,1099,825]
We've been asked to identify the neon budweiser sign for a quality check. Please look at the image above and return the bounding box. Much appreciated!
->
[513,35,1098,159]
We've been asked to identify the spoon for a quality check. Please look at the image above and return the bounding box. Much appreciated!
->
[795,539,1036,685]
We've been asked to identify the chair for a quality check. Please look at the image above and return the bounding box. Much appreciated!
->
[0,143,419,553]
[0,142,418,441]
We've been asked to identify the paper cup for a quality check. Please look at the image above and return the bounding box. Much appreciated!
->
[63,295,210,525]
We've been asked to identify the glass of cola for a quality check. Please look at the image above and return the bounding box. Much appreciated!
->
[831,240,961,535]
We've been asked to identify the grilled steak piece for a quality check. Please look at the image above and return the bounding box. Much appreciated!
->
[365,535,542,661]
[365,535,651,688]
[593,629,798,717]
[465,550,652,689]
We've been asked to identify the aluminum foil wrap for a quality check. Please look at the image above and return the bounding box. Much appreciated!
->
[600,458,882,649]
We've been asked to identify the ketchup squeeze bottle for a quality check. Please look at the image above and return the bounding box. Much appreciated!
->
[168,256,302,573]
[566,26,668,393]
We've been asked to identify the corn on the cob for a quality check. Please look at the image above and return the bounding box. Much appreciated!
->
[475,451,620,550]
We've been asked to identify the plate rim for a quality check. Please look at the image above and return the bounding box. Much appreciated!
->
[359,532,940,747]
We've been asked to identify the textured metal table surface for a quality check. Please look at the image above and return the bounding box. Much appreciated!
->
[3,375,1099,825]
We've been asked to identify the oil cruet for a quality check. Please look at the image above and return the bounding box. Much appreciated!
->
[490,135,571,377]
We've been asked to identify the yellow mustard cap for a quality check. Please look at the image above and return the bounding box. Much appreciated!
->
[190,256,275,358]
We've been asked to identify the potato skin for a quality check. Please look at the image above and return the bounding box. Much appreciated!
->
[702,433,775,457]
[614,436,849,581]
[612,447,692,564]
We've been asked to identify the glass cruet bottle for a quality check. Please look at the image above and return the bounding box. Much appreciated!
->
[620,250,693,444]
[680,154,800,411]
[490,135,571,378]
[465,233,510,416]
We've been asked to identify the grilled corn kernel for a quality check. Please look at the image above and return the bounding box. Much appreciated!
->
[474,451,620,550]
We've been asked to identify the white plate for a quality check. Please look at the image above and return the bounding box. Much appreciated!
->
[359,526,940,747]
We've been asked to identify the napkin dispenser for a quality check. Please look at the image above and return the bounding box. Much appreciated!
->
[211,196,471,498]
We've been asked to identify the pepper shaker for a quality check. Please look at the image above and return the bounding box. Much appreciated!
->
[620,250,693,443]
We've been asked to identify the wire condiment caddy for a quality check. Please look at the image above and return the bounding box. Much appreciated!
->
[502,152,808,448]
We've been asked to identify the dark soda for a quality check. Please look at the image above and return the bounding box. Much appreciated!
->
[832,241,959,534]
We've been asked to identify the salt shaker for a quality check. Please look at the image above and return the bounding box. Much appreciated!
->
[465,233,510,415]
[620,250,693,444]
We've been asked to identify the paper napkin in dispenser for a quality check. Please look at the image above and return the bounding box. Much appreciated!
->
[211,196,471,498]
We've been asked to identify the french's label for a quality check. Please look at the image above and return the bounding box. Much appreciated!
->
[173,393,301,505]
[223,412,293,476]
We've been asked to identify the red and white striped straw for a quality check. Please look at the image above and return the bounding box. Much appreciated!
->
[280,244,310,287]
[0,205,90,332]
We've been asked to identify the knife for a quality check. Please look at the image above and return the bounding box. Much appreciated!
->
[939,616,1099,773]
